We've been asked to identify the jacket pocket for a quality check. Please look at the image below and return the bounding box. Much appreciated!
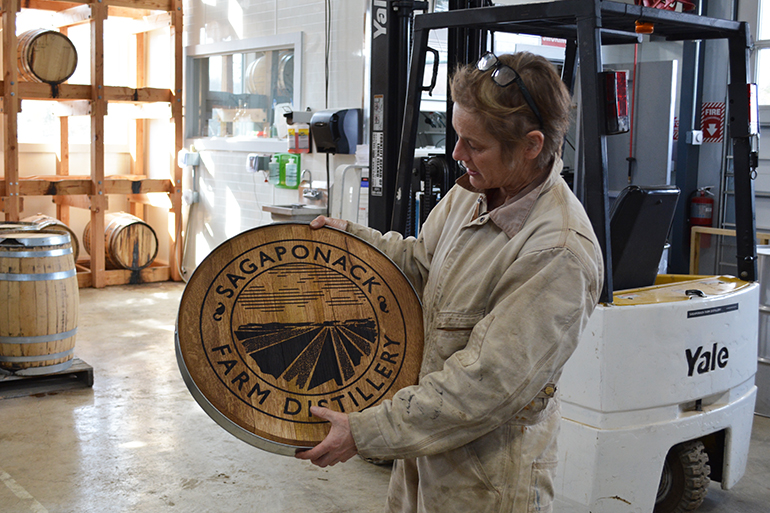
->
[527,459,557,513]
[433,310,485,360]
[525,410,560,512]
[415,444,502,512]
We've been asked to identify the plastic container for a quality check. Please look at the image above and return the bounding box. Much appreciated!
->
[276,153,301,189]
[284,160,298,188]
[268,155,280,185]
[288,123,311,153]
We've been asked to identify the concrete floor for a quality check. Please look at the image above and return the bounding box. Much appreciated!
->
[0,281,768,513]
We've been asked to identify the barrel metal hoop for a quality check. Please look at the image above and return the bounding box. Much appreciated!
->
[0,247,73,258]
[12,359,74,376]
[0,268,76,281]
[0,347,74,363]
[0,233,71,247]
[0,327,78,345]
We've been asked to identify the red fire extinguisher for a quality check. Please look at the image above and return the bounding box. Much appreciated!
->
[689,186,714,248]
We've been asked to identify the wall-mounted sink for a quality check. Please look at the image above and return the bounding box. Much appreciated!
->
[262,203,327,222]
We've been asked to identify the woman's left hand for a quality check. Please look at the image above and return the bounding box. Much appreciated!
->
[294,406,358,467]
[310,215,348,231]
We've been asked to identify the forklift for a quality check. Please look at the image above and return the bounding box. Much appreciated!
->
[371,1,761,511]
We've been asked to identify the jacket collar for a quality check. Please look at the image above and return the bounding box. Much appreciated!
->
[456,158,564,238]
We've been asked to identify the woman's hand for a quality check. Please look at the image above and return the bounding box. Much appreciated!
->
[310,216,348,231]
[294,406,358,467]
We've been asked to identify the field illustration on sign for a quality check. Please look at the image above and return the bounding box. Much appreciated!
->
[232,263,377,391]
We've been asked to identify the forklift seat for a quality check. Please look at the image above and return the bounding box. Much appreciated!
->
[609,185,680,291]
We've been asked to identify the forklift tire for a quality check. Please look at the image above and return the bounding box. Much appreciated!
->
[654,440,711,513]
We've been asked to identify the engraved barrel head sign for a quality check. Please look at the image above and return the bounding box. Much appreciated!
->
[176,224,423,455]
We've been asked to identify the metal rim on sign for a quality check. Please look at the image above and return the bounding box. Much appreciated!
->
[175,331,306,456]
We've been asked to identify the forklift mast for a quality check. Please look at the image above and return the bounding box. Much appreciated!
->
[384,0,757,304]
[367,0,427,234]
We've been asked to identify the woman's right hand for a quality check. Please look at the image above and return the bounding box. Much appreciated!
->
[310,216,348,231]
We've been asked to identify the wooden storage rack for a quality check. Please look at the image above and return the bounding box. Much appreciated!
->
[0,0,183,287]
[690,226,770,275]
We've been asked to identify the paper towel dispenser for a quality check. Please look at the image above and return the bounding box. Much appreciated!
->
[310,109,361,154]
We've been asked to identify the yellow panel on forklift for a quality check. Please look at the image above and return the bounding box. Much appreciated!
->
[612,275,752,306]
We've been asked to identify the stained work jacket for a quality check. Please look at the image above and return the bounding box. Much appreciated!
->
[347,159,603,512]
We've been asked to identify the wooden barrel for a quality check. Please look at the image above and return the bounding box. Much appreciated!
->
[83,212,158,270]
[0,231,79,376]
[17,29,78,84]
[21,213,80,263]
[176,223,423,455]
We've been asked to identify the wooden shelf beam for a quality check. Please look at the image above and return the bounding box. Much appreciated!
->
[3,82,172,102]
[75,261,171,288]
[0,176,173,196]
[52,4,90,27]
[2,0,20,222]
[20,0,173,13]
[53,195,99,210]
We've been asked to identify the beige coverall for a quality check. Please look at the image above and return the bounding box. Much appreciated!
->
[347,159,603,513]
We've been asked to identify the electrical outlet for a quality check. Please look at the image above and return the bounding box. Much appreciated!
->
[183,190,200,204]
[686,130,704,145]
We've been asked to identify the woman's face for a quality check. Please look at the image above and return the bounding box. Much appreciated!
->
[451,103,519,196]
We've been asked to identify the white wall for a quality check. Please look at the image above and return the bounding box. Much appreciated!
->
[738,0,770,231]
[181,0,367,277]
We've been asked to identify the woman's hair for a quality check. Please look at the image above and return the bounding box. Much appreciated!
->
[449,52,572,170]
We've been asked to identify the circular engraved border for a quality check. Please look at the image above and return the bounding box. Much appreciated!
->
[196,237,408,423]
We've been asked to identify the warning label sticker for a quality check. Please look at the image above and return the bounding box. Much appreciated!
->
[701,102,725,143]
[372,132,384,197]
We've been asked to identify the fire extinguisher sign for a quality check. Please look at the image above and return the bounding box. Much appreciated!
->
[701,102,725,143]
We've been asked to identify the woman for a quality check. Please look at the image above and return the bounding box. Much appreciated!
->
[296,51,603,513]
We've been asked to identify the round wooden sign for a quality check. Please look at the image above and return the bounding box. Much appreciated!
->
[176,223,423,455]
